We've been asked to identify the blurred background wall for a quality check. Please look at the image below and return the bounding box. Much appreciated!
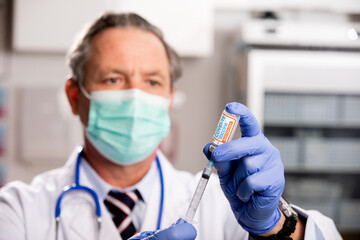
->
[0,0,359,238]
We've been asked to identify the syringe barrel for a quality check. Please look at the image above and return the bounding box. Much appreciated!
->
[201,166,212,179]
[211,109,240,151]
[184,172,211,222]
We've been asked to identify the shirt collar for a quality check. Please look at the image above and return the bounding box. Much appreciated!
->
[80,155,158,203]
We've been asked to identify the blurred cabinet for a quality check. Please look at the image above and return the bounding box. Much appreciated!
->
[0,0,6,79]
[0,88,7,187]
[239,48,360,234]
[0,0,8,187]
[13,0,213,57]
[17,87,73,165]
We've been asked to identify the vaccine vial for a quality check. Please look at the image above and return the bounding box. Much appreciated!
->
[209,109,240,153]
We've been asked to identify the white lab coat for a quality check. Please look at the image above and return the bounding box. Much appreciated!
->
[0,147,341,240]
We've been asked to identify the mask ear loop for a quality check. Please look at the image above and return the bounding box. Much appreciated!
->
[78,83,91,100]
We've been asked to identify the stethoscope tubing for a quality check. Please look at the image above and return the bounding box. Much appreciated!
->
[156,157,164,230]
[55,146,164,239]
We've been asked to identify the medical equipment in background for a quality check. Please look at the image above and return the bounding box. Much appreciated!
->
[54,146,165,240]
[184,109,240,222]
[232,14,360,233]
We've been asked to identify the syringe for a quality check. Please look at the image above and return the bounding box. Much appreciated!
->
[184,109,240,223]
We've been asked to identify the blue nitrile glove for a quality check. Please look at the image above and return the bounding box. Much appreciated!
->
[130,218,197,240]
[203,102,284,235]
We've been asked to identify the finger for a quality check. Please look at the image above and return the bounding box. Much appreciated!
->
[213,159,234,184]
[217,154,266,199]
[247,195,282,221]
[203,143,235,177]
[130,230,157,239]
[211,133,267,186]
[156,221,197,240]
[211,133,267,163]
[236,168,284,203]
[236,154,268,180]
[202,143,212,160]
[225,102,261,137]
[204,142,237,193]
[176,218,187,224]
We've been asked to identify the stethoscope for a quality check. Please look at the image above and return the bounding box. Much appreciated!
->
[55,146,165,240]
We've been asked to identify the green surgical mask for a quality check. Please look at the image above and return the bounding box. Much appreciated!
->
[81,87,171,165]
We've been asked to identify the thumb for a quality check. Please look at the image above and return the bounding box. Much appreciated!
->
[226,102,261,138]
[155,219,197,240]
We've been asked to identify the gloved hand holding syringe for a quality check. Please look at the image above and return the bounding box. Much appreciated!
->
[183,108,240,223]
[184,103,291,237]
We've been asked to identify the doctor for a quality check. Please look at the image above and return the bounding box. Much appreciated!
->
[0,12,341,240]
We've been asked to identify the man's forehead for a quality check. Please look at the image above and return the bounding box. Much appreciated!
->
[86,27,171,81]
[90,27,169,66]
[91,27,166,53]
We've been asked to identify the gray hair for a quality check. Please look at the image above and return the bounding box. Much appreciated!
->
[67,12,182,88]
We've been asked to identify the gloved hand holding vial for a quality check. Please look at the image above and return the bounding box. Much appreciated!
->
[202,102,286,235]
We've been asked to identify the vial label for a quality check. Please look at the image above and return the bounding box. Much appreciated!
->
[213,111,238,144]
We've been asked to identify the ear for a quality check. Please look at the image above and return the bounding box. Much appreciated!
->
[65,78,79,115]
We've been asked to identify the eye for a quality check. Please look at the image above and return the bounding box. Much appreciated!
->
[148,79,160,86]
[106,77,119,84]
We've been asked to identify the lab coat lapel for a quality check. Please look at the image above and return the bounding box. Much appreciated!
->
[140,163,161,231]
[140,152,193,231]
[160,154,194,227]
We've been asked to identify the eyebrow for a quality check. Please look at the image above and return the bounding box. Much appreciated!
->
[142,71,166,81]
[97,69,167,81]
[98,69,126,79]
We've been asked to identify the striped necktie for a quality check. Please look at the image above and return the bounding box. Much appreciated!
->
[104,190,142,240]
